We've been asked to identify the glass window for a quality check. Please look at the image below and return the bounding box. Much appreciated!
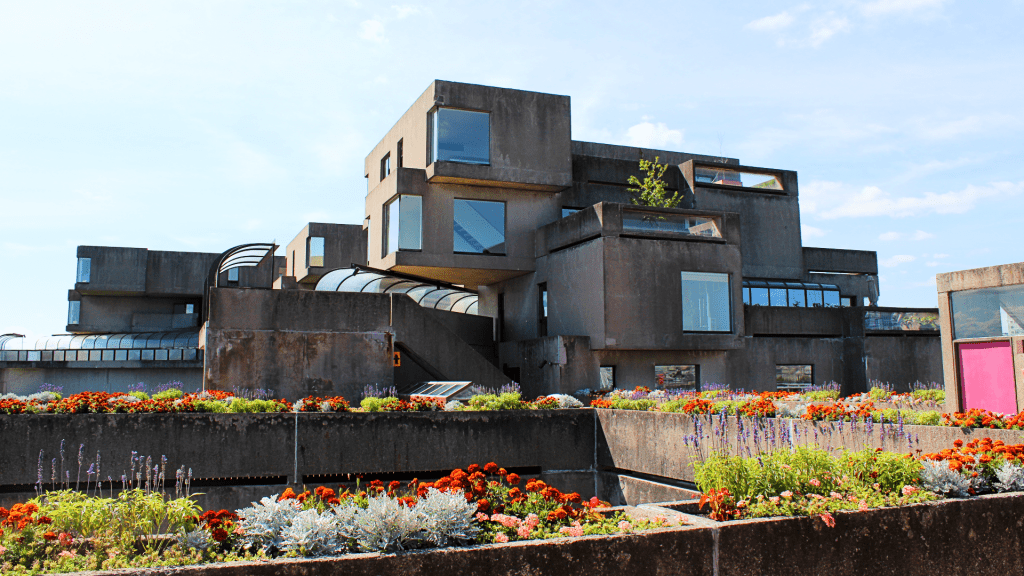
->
[538,283,548,337]
[430,108,489,165]
[228,267,238,282]
[823,290,840,307]
[841,296,853,307]
[562,207,581,218]
[776,365,813,390]
[656,365,698,390]
[380,153,391,181]
[750,286,769,306]
[806,289,824,308]
[786,283,806,307]
[307,236,325,267]
[397,139,403,168]
[621,211,722,238]
[600,366,615,390]
[742,287,750,305]
[68,301,80,324]
[681,272,731,332]
[768,282,788,307]
[384,195,423,255]
[453,199,505,254]
[694,167,784,191]
[951,284,1024,340]
[76,257,91,283]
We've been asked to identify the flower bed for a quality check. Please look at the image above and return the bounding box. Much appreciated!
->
[0,464,674,575]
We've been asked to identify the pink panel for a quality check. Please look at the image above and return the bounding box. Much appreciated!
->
[958,341,1017,414]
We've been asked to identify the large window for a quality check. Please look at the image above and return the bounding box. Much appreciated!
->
[429,108,489,165]
[453,199,505,255]
[384,195,423,255]
[951,284,1024,340]
[307,237,325,267]
[656,365,698,390]
[76,258,91,283]
[681,272,731,332]
[68,301,80,324]
[743,281,841,308]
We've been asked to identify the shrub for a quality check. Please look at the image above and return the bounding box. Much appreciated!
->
[415,488,480,547]
[237,495,301,553]
[153,388,184,401]
[128,391,150,401]
[353,495,424,552]
[912,389,945,402]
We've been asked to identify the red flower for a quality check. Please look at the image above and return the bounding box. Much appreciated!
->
[279,488,297,501]
[43,531,57,541]
[506,473,521,485]
[477,499,490,512]
[211,528,229,542]
[484,462,499,474]
[388,480,401,492]
[467,464,481,474]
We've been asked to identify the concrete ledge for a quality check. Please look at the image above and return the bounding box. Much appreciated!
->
[61,492,1024,576]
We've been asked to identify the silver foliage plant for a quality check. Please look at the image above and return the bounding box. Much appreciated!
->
[920,461,972,497]
[177,528,216,552]
[415,488,481,547]
[353,495,425,553]
[279,507,354,557]
[236,495,301,552]
[545,394,584,409]
[994,461,1024,492]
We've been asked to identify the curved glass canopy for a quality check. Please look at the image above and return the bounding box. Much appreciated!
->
[315,267,481,315]
[0,330,200,351]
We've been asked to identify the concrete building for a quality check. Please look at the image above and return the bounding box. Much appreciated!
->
[936,261,1024,415]
[0,80,943,400]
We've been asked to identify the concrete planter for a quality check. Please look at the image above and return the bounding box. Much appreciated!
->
[59,492,1024,576]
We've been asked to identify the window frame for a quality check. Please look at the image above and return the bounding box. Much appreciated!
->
[380,152,391,181]
[76,257,91,283]
[428,106,491,166]
[452,197,506,256]
[68,301,81,325]
[680,271,732,333]
[306,236,325,268]
[383,194,423,256]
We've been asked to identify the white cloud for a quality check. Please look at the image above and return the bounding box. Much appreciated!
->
[859,0,949,17]
[746,11,795,31]
[911,230,934,240]
[895,157,976,182]
[392,5,423,18]
[802,224,826,238]
[624,121,684,149]
[358,20,385,43]
[881,254,916,267]
[805,180,1023,219]
[883,230,935,240]
[809,15,850,47]
[931,253,950,259]
[879,231,902,241]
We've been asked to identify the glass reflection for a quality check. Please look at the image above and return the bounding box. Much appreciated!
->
[454,199,505,254]
[431,108,489,165]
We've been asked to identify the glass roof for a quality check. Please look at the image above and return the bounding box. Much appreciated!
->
[405,381,474,399]
[316,267,481,315]
[744,280,839,291]
[0,330,200,351]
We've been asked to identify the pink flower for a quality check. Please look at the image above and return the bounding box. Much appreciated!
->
[830,492,842,499]
[490,514,521,528]
[769,496,780,503]
[617,521,632,532]
[58,550,77,559]
[494,533,509,543]
[872,483,881,491]
[858,500,869,512]
[526,513,540,528]
[0,545,7,555]
[780,491,793,499]
[809,478,821,487]
[848,495,858,502]
[819,512,835,528]
[517,525,531,538]
[476,513,489,522]
[902,485,917,496]
[653,515,667,523]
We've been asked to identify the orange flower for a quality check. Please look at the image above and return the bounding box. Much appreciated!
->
[211,528,229,542]
[506,473,521,485]
[484,462,499,474]
[43,531,57,541]
[477,499,490,512]
[467,464,481,474]
[279,488,297,501]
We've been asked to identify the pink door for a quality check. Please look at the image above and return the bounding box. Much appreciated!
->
[958,341,1017,414]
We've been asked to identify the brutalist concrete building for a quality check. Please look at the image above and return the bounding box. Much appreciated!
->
[0,81,942,400]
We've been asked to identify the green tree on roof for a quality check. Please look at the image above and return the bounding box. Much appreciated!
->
[627,156,682,209]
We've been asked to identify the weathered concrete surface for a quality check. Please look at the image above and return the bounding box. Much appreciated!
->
[58,492,1024,576]
[936,261,1024,293]
[716,493,1024,576]
[802,246,878,275]
[204,288,508,400]
[0,366,202,397]
[597,409,1024,483]
[598,472,700,506]
[864,335,943,387]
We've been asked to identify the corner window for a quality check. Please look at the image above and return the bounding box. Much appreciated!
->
[380,153,391,181]
[681,272,731,332]
[600,366,615,390]
[951,284,1024,339]
[68,301,80,324]
[384,195,423,255]
[656,365,698,390]
[429,108,489,165]
[777,364,813,391]
[307,236,325,267]
[453,199,505,254]
[76,258,91,283]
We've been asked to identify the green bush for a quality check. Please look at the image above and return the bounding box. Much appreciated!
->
[360,396,392,412]
[803,390,839,402]
[466,392,528,410]
[193,399,228,413]
[912,389,945,403]
[153,388,183,400]
[228,397,287,413]
[868,387,891,401]
[128,391,150,401]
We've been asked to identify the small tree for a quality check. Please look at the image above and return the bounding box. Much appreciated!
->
[627,156,681,209]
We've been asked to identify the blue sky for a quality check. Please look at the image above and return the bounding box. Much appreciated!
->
[1,0,1022,338]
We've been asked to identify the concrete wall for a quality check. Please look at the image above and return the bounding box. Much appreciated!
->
[865,335,944,388]
[497,336,598,397]
[74,295,200,334]
[204,288,508,400]
[0,366,201,396]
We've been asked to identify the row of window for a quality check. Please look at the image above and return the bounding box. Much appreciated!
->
[597,364,813,391]
[383,196,507,257]
[1,349,201,363]
[68,302,196,325]
[741,280,847,308]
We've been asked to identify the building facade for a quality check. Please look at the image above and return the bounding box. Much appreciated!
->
[0,81,943,400]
